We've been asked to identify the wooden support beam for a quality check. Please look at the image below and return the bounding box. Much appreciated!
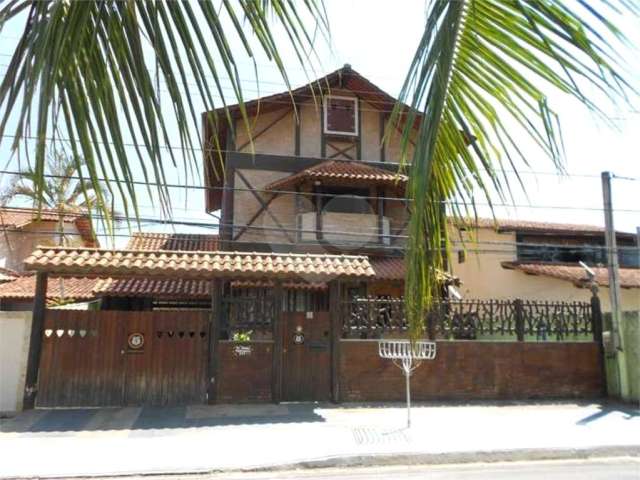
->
[315,187,323,242]
[294,104,301,157]
[327,141,355,160]
[272,281,284,403]
[236,109,291,152]
[356,98,362,160]
[235,169,296,244]
[320,102,326,158]
[232,193,278,241]
[379,112,386,162]
[23,272,48,410]
[220,167,235,249]
[377,190,384,244]
[329,280,342,403]
[208,278,223,404]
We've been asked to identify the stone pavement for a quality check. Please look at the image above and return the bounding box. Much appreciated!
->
[1,401,638,478]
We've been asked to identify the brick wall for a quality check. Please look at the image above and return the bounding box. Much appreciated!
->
[340,340,603,401]
[217,341,272,403]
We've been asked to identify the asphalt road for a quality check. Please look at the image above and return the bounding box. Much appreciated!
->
[92,458,640,480]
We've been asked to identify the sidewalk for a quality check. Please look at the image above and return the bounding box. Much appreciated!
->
[1,401,638,478]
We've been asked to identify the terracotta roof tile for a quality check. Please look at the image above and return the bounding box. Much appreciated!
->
[370,257,405,280]
[0,267,21,283]
[0,207,98,247]
[95,277,211,299]
[24,247,375,280]
[0,275,99,300]
[126,232,219,251]
[455,217,634,238]
[369,257,458,284]
[94,277,326,299]
[502,262,640,289]
[266,160,407,192]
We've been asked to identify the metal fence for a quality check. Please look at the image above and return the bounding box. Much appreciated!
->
[341,297,597,341]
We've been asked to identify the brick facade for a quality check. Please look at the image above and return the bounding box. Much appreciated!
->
[217,341,273,403]
[339,340,603,401]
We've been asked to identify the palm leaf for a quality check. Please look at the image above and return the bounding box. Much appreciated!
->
[0,0,326,229]
[391,0,637,339]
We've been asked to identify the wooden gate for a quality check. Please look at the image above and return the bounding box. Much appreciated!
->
[281,312,331,401]
[37,310,209,407]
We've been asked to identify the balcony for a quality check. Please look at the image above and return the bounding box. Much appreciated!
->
[298,212,391,246]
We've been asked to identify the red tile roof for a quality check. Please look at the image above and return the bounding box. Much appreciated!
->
[502,262,640,289]
[0,267,20,283]
[95,277,327,299]
[95,277,211,300]
[266,160,407,192]
[0,275,99,300]
[24,247,376,280]
[455,217,634,238]
[126,232,219,251]
[0,207,98,247]
[370,257,405,280]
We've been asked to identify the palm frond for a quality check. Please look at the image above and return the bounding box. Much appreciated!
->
[0,0,326,226]
[392,0,637,339]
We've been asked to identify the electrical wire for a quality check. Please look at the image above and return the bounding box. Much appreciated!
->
[1,167,636,214]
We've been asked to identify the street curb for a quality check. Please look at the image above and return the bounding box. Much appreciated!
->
[254,445,640,472]
[4,445,639,479]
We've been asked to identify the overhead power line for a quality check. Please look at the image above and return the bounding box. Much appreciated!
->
[0,167,637,213]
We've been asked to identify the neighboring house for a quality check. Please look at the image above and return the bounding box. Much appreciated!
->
[0,275,99,311]
[451,218,640,311]
[0,207,98,310]
[0,207,97,272]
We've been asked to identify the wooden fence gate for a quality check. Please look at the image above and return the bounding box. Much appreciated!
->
[281,312,331,402]
[37,310,209,407]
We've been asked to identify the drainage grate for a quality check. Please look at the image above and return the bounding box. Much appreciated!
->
[352,427,410,446]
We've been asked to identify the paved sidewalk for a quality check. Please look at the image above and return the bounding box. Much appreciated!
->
[1,401,638,478]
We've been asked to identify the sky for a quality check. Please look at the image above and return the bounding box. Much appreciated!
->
[0,0,639,248]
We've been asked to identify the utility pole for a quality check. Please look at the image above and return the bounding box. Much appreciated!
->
[601,171,629,400]
[636,226,640,269]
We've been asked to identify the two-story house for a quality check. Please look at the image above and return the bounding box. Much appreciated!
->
[203,64,413,300]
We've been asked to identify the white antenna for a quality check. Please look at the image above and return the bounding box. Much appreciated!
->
[378,340,436,428]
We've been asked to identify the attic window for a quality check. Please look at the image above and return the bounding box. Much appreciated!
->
[324,95,358,136]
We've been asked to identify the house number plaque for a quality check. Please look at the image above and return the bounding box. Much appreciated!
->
[234,345,252,357]
[293,332,305,345]
[127,332,145,350]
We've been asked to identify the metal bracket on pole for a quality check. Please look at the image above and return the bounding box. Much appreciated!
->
[378,340,436,428]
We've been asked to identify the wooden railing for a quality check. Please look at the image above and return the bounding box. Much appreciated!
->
[341,297,598,341]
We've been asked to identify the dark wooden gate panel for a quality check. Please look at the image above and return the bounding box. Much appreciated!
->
[38,310,124,407]
[122,311,208,406]
[282,312,331,402]
[37,310,208,407]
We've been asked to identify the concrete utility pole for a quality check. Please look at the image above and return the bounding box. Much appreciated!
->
[600,171,629,400]
[636,226,640,269]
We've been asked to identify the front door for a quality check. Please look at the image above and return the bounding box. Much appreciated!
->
[281,312,331,401]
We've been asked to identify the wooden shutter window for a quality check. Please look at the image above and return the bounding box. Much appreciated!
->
[324,96,358,136]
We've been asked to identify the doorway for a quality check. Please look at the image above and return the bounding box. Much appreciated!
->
[281,312,331,401]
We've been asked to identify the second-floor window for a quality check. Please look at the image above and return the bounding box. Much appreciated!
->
[324,95,358,136]
[516,234,639,268]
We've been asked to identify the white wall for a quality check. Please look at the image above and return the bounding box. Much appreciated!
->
[0,311,32,413]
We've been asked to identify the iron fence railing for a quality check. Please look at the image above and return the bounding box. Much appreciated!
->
[341,297,597,341]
